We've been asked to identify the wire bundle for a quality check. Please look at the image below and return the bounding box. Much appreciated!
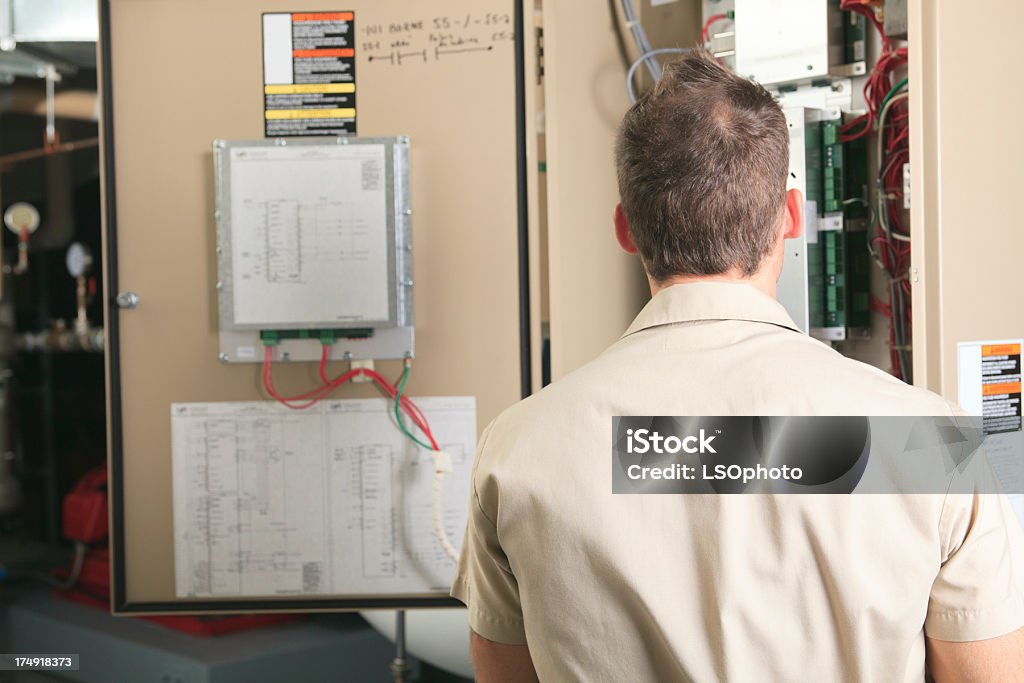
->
[263,345,439,448]
[838,2,912,381]
[262,345,460,561]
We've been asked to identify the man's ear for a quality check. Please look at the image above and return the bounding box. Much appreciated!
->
[614,203,638,254]
[783,188,804,240]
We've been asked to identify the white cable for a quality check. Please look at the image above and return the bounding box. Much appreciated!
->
[431,465,460,563]
[627,48,690,103]
[875,92,910,240]
[620,0,660,82]
[36,541,87,590]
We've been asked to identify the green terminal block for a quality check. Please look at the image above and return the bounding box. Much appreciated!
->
[821,230,846,328]
[260,328,375,346]
[822,121,844,214]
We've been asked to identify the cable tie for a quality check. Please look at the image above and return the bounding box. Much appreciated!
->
[433,450,453,474]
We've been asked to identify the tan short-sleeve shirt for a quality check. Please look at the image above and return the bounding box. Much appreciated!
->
[451,282,1024,682]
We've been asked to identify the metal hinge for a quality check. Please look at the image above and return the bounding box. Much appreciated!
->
[536,26,544,84]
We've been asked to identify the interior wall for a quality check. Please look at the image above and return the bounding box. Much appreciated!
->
[101,0,526,607]
[909,0,1024,400]
[541,1,700,380]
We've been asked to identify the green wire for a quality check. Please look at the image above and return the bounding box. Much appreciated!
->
[394,363,433,451]
[879,77,908,115]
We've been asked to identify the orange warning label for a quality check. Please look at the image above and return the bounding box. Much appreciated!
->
[983,382,1023,397]
[292,48,355,58]
[983,343,1022,357]
[292,12,353,22]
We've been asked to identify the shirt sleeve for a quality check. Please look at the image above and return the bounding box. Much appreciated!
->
[926,451,1024,641]
[450,420,528,645]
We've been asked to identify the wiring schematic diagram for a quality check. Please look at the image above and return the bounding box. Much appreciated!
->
[171,397,475,598]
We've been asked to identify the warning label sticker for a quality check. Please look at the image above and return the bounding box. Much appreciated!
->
[262,11,356,137]
[981,343,1022,435]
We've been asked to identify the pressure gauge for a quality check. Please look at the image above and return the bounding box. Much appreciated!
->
[65,242,93,278]
[3,202,40,235]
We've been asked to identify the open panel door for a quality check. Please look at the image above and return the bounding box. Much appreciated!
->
[100,0,533,612]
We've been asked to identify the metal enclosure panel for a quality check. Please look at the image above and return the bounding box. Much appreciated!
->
[101,0,527,610]
[777,107,811,333]
[215,137,411,333]
[212,137,414,362]
[4,0,98,41]
[734,0,829,85]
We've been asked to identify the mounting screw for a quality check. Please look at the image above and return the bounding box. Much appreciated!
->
[214,210,221,220]
[219,353,229,363]
[401,278,414,287]
[341,137,349,145]
[399,136,410,144]
[404,208,412,216]
[216,281,223,291]
[275,138,287,146]
[343,350,353,361]
[214,140,226,149]
[282,351,291,361]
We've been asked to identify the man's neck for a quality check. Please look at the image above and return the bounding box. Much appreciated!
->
[649,270,777,300]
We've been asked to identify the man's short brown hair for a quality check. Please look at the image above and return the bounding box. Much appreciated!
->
[615,49,789,282]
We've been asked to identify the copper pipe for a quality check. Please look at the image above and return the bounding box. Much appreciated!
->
[15,326,104,354]
[0,137,99,169]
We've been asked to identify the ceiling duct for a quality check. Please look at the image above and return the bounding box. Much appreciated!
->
[0,0,98,82]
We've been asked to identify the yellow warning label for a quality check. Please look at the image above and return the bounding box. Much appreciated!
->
[264,108,357,120]
[263,83,356,95]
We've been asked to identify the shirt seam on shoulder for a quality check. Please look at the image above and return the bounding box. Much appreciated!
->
[472,415,501,529]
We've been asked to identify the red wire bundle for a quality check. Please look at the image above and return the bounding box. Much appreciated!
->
[261,345,439,451]
[839,47,907,143]
[837,1,911,380]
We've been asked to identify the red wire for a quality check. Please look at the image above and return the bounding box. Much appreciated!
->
[835,6,911,379]
[262,345,439,450]
[701,13,730,44]
[318,344,331,384]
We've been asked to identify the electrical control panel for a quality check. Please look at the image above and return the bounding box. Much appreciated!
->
[779,106,870,342]
[214,136,413,363]
[732,0,865,86]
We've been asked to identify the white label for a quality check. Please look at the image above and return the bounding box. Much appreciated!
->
[804,200,819,244]
[235,346,256,360]
[262,14,294,86]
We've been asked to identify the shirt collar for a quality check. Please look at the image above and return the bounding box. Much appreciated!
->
[622,281,804,338]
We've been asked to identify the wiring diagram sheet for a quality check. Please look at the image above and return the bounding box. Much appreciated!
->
[227,144,391,326]
[170,397,475,598]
